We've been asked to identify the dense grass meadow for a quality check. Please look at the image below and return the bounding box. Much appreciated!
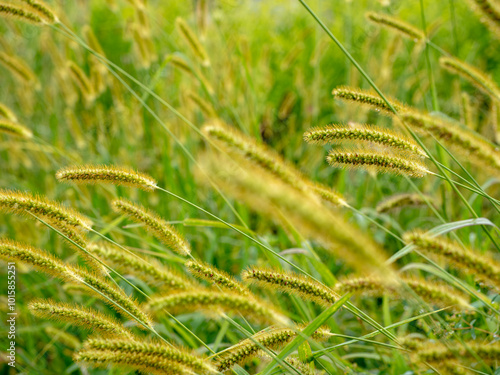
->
[2,0,500,373]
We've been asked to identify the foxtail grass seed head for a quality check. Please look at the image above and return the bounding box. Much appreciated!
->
[18,0,57,24]
[404,230,500,290]
[176,17,210,67]
[413,340,500,367]
[56,165,157,191]
[111,199,190,255]
[186,260,248,294]
[376,193,431,213]
[202,120,309,192]
[68,61,96,104]
[75,348,197,375]
[465,0,500,37]
[0,119,32,138]
[327,150,430,177]
[0,52,38,85]
[307,182,347,207]
[81,338,215,374]
[0,189,92,230]
[0,239,78,281]
[76,268,153,328]
[0,102,17,122]
[88,242,194,290]
[214,326,329,372]
[242,267,339,306]
[334,275,471,312]
[366,12,425,41]
[29,300,132,338]
[331,86,405,115]
[145,290,290,326]
[0,3,44,24]
[399,110,500,174]
[439,56,500,102]
[304,123,426,158]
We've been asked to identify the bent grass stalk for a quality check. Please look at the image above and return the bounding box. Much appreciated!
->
[0,103,18,122]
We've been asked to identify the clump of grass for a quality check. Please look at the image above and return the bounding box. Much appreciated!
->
[111,199,190,255]
[366,11,425,41]
[0,119,32,138]
[29,299,132,338]
[145,290,290,326]
[88,242,195,290]
[439,56,500,102]
[0,239,152,328]
[242,267,338,305]
[326,149,430,177]
[404,230,500,290]
[304,123,426,158]
[56,165,157,191]
[376,193,431,213]
[214,326,329,372]
[186,259,248,294]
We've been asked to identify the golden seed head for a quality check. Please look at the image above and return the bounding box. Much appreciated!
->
[56,165,158,191]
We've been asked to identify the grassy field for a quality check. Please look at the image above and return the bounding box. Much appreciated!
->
[1,0,500,374]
